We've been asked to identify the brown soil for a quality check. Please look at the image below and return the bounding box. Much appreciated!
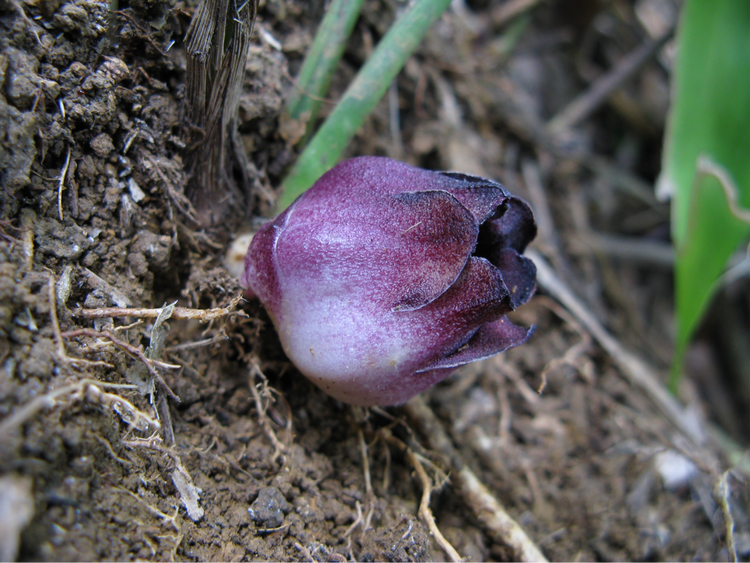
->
[0,0,744,561]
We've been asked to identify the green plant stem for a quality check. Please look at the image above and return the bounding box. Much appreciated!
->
[286,0,364,142]
[278,0,452,212]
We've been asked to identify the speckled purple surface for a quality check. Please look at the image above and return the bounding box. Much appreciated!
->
[243,157,537,406]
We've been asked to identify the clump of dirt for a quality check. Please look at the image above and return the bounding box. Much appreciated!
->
[0,0,742,561]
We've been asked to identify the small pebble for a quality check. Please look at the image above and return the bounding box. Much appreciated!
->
[248,486,289,528]
[90,133,114,158]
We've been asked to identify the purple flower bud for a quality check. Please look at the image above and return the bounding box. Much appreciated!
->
[242,157,537,406]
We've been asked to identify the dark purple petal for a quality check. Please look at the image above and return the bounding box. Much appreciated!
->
[436,171,511,224]
[241,210,289,313]
[416,256,512,333]
[389,191,478,311]
[382,366,456,405]
[417,318,534,372]
[493,248,537,309]
[292,156,450,201]
[272,168,479,313]
[478,197,537,254]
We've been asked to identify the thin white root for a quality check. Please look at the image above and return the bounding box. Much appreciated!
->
[458,466,547,562]
[404,396,547,562]
[0,380,147,437]
[379,429,462,562]
[249,362,289,463]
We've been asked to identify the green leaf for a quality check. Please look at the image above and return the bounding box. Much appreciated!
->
[659,0,750,387]
[277,0,452,212]
[284,0,365,144]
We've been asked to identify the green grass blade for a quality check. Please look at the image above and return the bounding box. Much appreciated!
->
[659,0,750,388]
[278,0,452,211]
[285,0,365,142]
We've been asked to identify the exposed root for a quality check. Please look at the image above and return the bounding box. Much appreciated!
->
[715,471,738,563]
[61,328,181,404]
[357,427,379,538]
[110,483,185,560]
[536,295,595,390]
[113,486,180,531]
[249,361,290,464]
[458,466,547,562]
[122,436,205,522]
[379,428,462,562]
[92,433,132,467]
[121,431,163,451]
[57,146,71,221]
[381,438,392,492]
[359,428,374,500]
[85,384,160,432]
[343,500,364,538]
[403,396,548,562]
[411,451,461,562]
[46,274,112,370]
[166,329,229,352]
[0,380,154,438]
[496,384,512,447]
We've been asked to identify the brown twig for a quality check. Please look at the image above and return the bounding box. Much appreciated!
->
[574,232,674,269]
[521,158,574,283]
[73,295,245,322]
[527,248,705,445]
[547,29,674,134]
[492,0,542,27]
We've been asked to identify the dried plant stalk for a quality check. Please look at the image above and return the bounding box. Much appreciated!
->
[183,0,258,220]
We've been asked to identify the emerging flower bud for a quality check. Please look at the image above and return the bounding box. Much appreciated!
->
[242,157,537,406]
